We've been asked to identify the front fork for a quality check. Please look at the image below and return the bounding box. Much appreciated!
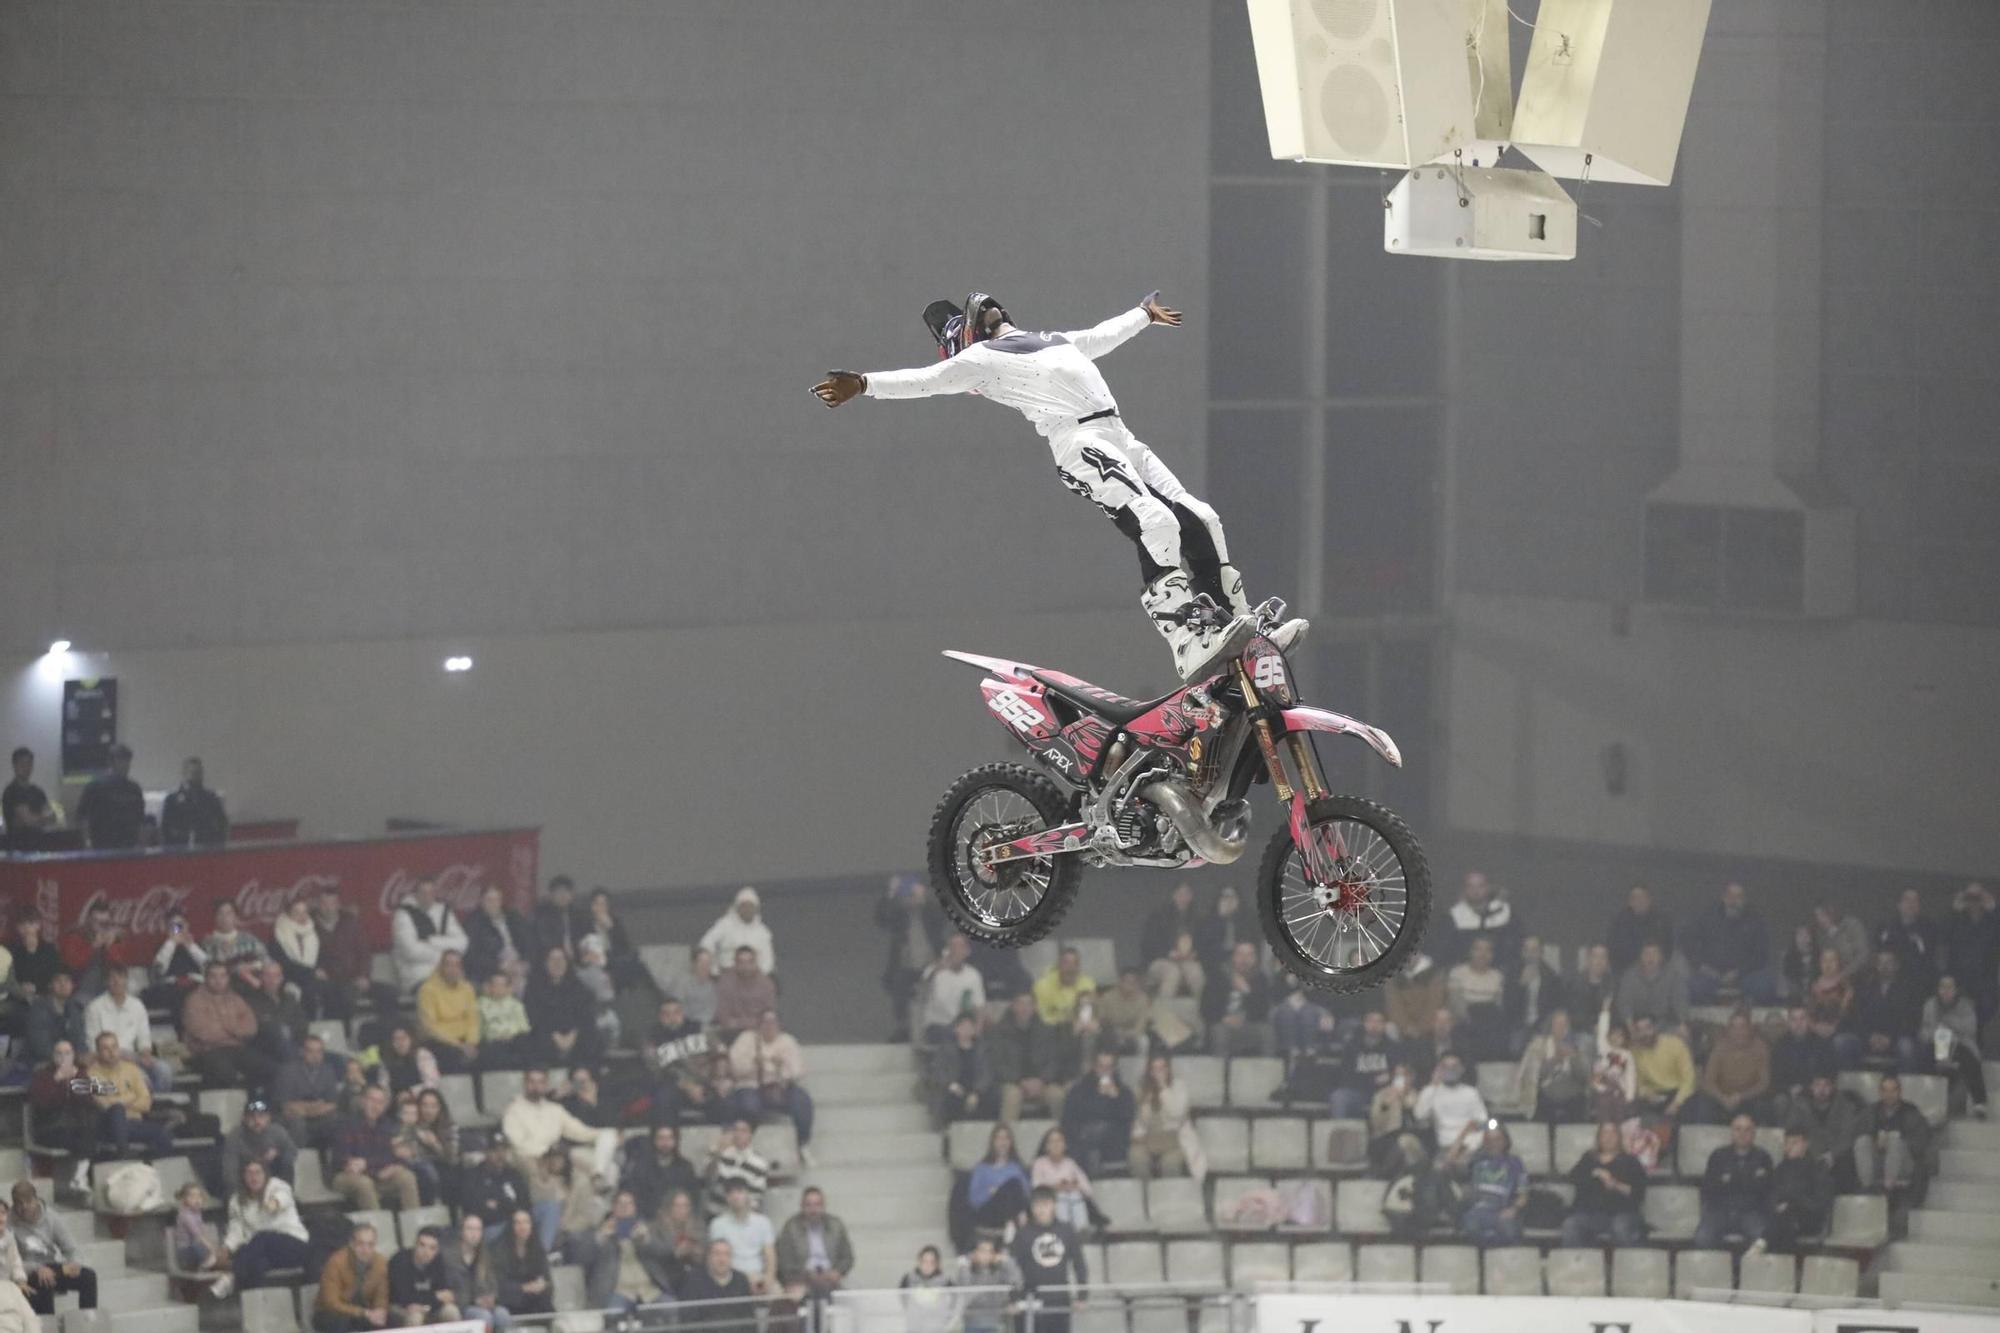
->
[1237,662,1340,880]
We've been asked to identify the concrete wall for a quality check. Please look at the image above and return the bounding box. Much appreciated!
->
[0,0,1211,886]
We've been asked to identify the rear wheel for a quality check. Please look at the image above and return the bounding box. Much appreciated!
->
[927,763,1083,948]
[1256,793,1430,993]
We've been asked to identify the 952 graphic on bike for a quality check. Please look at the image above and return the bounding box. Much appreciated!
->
[927,600,1432,993]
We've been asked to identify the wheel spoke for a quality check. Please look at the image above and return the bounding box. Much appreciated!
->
[948,785,1056,928]
[1271,811,1412,976]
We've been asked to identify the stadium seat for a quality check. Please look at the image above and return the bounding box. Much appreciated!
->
[1800,1256,1860,1300]
[95,1156,193,1216]
[62,1311,108,1333]
[1739,1251,1797,1295]
[204,1087,248,1127]
[1356,1244,1416,1284]
[637,943,689,994]
[1250,1117,1310,1170]
[1825,1194,1889,1248]
[1546,1248,1606,1297]
[1230,1241,1291,1285]
[1130,1303,1190,1333]
[345,1210,397,1248]
[397,1204,451,1246]
[308,1020,349,1053]
[1335,1178,1390,1234]
[1674,1250,1734,1300]
[1476,1062,1518,1113]
[1177,1057,1227,1107]
[1016,1119,1056,1160]
[1105,1240,1165,1286]
[1319,1118,1368,1169]
[1075,1304,1131,1333]
[1612,1248,1670,1299]
[1166,1239,1226,1285]
[1510,1122,1552,1176]
[1677,1123,1729,1176]
[1293,1241,1353,1283]
[1486,1247,1546,1296]
[1229,1058,1285,1106]
[478,1069,524,1115]
[1552,1123,1598,1173]
[1196,1117,1250,1173]
[1418,1244,1480,1294]
[945,1121,989,1170]
[1282,1179,1331,1232]
[1068,937,1118,984]
[1093,1177,1147,1232]
[1212,1176,1275,1230]
[1146,1177,1209,1234]
[1642,1184,1700,1240]
[1903,1073,1948,1126]
[754,1121,800,1166]
[1020,940,1061,979]
[240,1288,301,1333]
[436,1074,487,1128]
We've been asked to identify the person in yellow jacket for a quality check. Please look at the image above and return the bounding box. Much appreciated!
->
[1629,1014,1697,1116]
[1031,948,1098,1027]
[87,1031,171,1154]
[314,1223,390,1333]
[416,950,481,1072]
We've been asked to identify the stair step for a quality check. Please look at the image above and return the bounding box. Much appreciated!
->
[1945,1120,2000,1152]
[815,1103,931,1135]
[1883,1242,2000,1276]
[808,1132,942,1165]
[792,1165,950,1201]
[77,1239,126,1276]
[1910,1211,2000,1245]
[1881,1271,2000,1310]
[1939,1149,2000,1182]
[847,1227,949,1289]
[805,1071,920,1106]
[95,1275,168,1307]
[1930,1182,2000,1214]
[806,1044,922,1077]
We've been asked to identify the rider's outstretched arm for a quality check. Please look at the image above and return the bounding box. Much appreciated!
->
[862,355,986,400]
[1063,306,1151,360]
[1064,292,1182,361]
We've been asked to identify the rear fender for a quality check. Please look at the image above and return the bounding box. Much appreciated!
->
[975,675,1090,788]
[1279,706,1403,768]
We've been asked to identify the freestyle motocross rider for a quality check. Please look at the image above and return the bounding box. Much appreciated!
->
[812,291,1305,683]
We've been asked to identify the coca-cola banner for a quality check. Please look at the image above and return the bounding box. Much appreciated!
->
[0,827,539,950]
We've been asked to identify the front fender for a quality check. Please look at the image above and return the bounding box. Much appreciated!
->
[1279,706,1403,768]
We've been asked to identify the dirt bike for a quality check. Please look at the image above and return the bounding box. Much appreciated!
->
[927,600,1430,993]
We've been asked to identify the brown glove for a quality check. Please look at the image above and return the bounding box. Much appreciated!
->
[811,370,866,408]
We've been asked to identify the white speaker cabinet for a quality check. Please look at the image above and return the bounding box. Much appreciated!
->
[1384,165,1577,261]
[1247,0,1482,170]
[1511,0,1713,187]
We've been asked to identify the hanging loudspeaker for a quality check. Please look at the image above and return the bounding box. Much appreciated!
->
[1247,0,1486,170]
[1511,0,1713,187]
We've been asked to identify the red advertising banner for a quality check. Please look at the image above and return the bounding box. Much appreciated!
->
[0,827,539,951]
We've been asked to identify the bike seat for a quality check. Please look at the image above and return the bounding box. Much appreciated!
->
[1031,671,1171,726]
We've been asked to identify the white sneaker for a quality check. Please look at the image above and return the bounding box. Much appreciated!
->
[68,1160,90,1193]
[1746,1238,1767,1256]
[799,1146,817,1168]
[210,1275,234,1300]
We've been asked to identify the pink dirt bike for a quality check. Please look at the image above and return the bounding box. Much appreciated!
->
[927,600,1431,993]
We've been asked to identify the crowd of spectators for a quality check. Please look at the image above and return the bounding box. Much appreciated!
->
[0,870,869,1330]
[1,746,228,852]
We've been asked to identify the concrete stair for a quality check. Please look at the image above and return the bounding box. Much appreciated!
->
[1930,1181,2000,1213]
[77,1240,127,1277]
[793,1043,946,1282]
[1881,1271,2000,1309]
[1909,1210,2000,1246]
[809,1129,941,1166]
[93,1275,168,1309]
[1938,1149,2000,1183]
[802,1070,922,1107]
[816,1103,931,1136]
[1882,1242,2000,1277]
[1945,1120,2000,1152]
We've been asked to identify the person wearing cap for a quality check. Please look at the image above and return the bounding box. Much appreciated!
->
[76,744,144,850]
[223,1097,299,1189]
[463,1131,533,1232]
[700,888,776,978]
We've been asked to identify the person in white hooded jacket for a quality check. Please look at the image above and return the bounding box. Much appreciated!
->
[392,879,469,992]
[700,888,775,977]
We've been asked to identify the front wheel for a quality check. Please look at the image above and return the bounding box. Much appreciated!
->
[1256,793,1431,994]
[927,762,1083,948]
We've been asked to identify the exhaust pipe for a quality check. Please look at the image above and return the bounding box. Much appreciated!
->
[1141,779,1250,865]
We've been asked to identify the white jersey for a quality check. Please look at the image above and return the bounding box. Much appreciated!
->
[862,306,1152,438]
